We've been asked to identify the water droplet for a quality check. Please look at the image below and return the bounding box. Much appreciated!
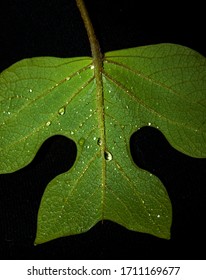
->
[157,214,161,218]
[66,77,71,81]
[58,107,66,115]
[71,131,74,135]
[29,89,33,93]
[148,122,152,126]
[90,65,94,70]
[97,138,102,146]
[46,121,51,126]
[78,138,85,146]
[104,151,113,161]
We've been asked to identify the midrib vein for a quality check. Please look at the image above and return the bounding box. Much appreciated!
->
[75,0,106,219]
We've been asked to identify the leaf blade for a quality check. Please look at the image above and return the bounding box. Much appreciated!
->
[0,56,93,172]
[104,43,206,157]
[1,43,205,244]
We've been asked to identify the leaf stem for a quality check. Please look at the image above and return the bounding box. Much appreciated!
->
[75,0,103,71]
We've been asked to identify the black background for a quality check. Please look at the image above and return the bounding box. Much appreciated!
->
[0,0,206,259]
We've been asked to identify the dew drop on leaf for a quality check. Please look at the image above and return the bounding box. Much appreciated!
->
[104,151,113,161]
[97,138,102,146]
[45,121,52,126]
[58,107,66,115]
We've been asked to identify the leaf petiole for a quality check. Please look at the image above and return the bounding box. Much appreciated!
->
[75,0,103,71]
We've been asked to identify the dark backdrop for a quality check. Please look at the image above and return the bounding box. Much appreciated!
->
[0,0,206,259]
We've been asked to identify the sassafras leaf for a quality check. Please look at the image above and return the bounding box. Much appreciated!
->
[0,43,205,244]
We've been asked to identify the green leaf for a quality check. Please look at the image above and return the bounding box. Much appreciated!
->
[0,43,205,244]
